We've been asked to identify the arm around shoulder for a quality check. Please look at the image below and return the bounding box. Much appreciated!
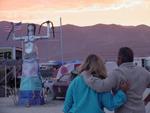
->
[83,70,118,92]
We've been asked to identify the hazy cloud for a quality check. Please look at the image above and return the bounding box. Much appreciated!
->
[0,0,149,26]
[57,0,144,13]
[0,0,126,10]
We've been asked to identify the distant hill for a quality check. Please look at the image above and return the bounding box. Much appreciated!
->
[0,21,150,62]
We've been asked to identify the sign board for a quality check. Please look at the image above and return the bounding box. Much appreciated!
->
[0,48,13,60]
[0,47,22,66]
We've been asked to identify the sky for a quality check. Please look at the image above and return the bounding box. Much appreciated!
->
[0,0,150,26]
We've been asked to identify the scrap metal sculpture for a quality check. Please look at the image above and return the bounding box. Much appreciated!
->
[7,21,55,106]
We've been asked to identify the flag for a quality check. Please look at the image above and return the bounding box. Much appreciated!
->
[60,66,68,75]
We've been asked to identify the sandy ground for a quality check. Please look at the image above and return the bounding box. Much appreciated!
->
[0,97,64,113]
[0,89,150,113]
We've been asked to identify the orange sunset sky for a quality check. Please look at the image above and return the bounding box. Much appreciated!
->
[0,0,150,26]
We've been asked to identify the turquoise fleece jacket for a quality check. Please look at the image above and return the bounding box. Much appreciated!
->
[63,75,127,113]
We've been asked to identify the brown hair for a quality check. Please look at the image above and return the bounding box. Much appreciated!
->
[118,47,134,63]
[79,54,107,79]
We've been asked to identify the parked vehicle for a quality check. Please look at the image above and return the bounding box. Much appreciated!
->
[52,74,70,99]
[52,69,79,99]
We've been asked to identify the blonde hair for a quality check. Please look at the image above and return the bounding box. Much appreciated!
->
[79,54,107,79]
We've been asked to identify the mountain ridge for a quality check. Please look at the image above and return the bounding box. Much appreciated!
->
[0,21,150,62]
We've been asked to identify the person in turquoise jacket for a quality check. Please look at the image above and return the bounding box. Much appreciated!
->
[63,54,128,113]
